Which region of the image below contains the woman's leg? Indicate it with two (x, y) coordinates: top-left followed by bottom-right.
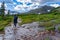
(14, 23), (17, 27)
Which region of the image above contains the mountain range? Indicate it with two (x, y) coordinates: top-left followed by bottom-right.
(26, 5), (55, 14)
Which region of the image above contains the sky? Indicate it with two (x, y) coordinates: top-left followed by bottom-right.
(0, 0), (60, 13)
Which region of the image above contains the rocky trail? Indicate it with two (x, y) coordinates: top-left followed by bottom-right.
(0, 19), (60, 40)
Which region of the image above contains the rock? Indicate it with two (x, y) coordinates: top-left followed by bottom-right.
(4, 27), (14, 36)
(0, 34), (4, 40)
(4, 35), (15, 40)
(21, 22), (39, 28)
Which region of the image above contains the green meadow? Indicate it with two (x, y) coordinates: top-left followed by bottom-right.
(0, 13), (60, 31)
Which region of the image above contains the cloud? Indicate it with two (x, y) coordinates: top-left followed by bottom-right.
(14, 5), (27, 12)
(5, 10), (8, 14)
(0, 0), (60, 13)
(5, 4), (7, 8)
(14, 0), (40, 12)
(13, 2), (17, 5)
(0, 0), (13, 3)
(32, 0), (60, 4)
(15, 0), (60, 11)
(0, 3), (2, 7)
(0, 2), (7, 8)
(14, 2), (39, 12)
(14, 5), (21, 10)
(16, 0), (32, 3)
(50, 4), (60, 8)
(14, 3), (28, 10)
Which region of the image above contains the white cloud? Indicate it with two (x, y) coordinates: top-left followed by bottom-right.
(14, 0), (40, 12)
(13, 2), (17, 5)
(0, 0), (13, 3)
(0, 3), (7, 8)
(14, 3), (39, 12)
(32, 0), (42, 3)
(14, 5), (21, 10)
(0, 0), (60, 13)
(50, 4), (60, 8)
(5, 4), (7, 8)
(13, 0), (60, 13)
(14, 4), (27, 10)
(5, 10), (8, 14)
(16, 0), (32, 3)
(0, 3), (2, 7)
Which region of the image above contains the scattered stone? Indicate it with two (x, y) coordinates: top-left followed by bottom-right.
(0, 34), (4, 40)
(0, 22), (60, 40)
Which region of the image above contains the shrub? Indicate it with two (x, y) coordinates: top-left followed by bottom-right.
(0, 27), (4, 31)
(39, 22), (54, 27)
(45, 27), (55, 31)
(58, 27), (60, 31)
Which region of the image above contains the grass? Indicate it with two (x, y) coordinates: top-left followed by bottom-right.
(19, 13), (60, 27)
(0, 13), (60, 31)
(18, 14), (40, 24)
(45, 27), (55, 31)
(58, 26), (60, 31)
(45, 37), (50, 40)
(0, 15), (13, 31)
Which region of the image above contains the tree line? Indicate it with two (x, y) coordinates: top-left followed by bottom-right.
(0, 2), (10, 18)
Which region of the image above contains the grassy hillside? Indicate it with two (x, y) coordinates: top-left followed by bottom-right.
(0, 14), (59, 30)
(19, 13), (60, 27)
(0, 16), (13, 31)
(0, 13), (60, 30)
(0, 7), (60, 31)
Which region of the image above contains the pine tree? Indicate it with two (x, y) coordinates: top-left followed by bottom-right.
(1, 2), (5, 17)
(8, 10), (10, 16)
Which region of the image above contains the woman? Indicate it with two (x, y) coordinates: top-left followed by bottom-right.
(14, 15), (18, 27)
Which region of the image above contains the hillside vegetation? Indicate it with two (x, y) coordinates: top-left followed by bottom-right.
(0, 16), (13, 31)
(0, 7), (60, 31)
